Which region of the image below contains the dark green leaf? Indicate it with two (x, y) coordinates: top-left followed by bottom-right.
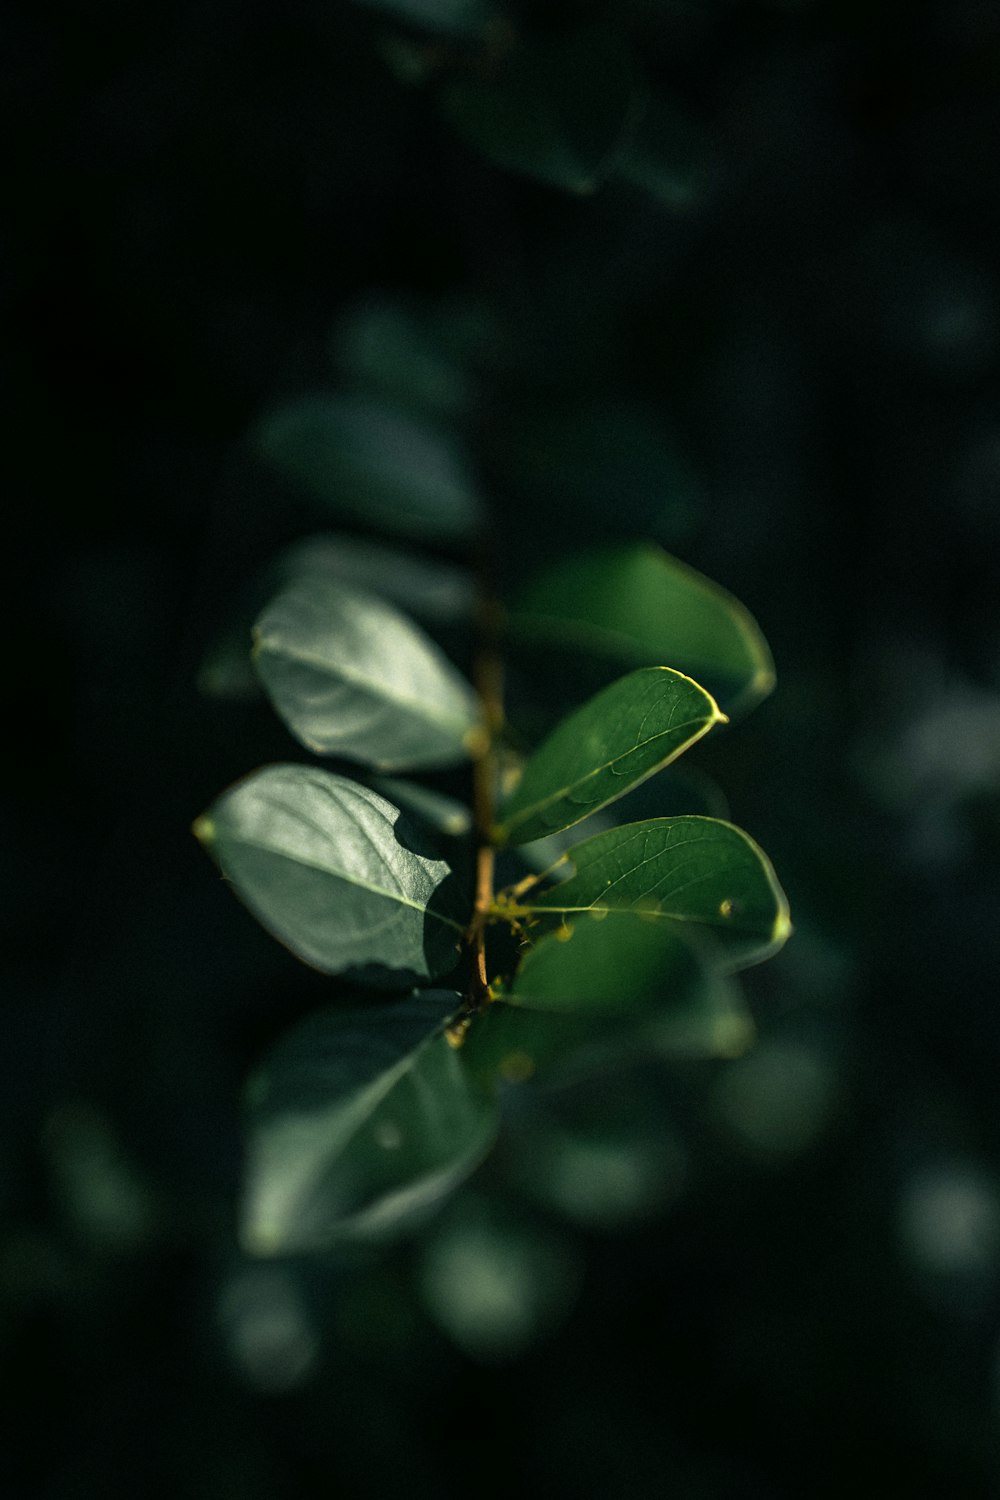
(511, 543), (775, 718)
(254, 393), (481, 540)
(495, 667), (724, 846)
(522, 816), (791, 971)
(253, 576), (481, 771)
(613, 93), (714, 212)
(333, 296), (472, 418)
(241, 994), (497, 1253)
(440, 26), (639, 195)
(194, 766), (466, 983)
(509, 910), (717, 1017)
(355, 0), (493, 37)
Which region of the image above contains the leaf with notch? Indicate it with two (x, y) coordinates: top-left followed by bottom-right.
(522, 816), (790, 971)
(495, 667), (725, 846)
(194, 766), (467, 984)
(511, 544), (775, 718)
(253, 576), (482, 771)
(242, 992), (497, 1254)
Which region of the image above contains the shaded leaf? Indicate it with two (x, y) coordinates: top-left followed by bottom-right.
(333, 296), (472, 418)
(275, 533), (475, 624)
(613, 93), (714, 212)
(194, 766), (466, 983)
(355, 0), (494, 37)
(440, 25), (639, 195)
(369, 777), (473, 838)
(255, 393), (480, 540)
(495, 667), (725, 846)
(509, 910), (721, 1017)
(242, 993), (497, 1253)
(522, 816), (791, 971)
(253, 576), (481, 771)
(511, 543), (775, 717)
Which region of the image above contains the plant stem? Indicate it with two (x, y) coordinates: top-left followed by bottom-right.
(465, 595), (504, 1010)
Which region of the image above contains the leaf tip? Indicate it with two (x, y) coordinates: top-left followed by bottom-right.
(192, 815), (215, 846)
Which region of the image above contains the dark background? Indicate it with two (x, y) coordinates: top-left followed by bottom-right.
(5, 1), (1000, 1495)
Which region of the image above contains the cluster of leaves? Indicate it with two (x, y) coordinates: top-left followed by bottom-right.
(195, 511), (789, 1255)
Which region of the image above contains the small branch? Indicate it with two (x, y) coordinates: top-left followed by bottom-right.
(464, 590), (504, 1011)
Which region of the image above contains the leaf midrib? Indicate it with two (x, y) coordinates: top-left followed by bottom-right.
(230, 831), (465, 933)
(501, 709), (714, 835)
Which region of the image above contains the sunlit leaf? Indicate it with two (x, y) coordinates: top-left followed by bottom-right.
(440, 25), (639, 195)
(241, 993), (497, 1253)
(495, 667), (725, 846)
(522, 816), (791, 971)
(255, 393), (481, 540)
(253, 576), (481, 771)
(194, 766), (467, 983)
(511, 543), (775, 717)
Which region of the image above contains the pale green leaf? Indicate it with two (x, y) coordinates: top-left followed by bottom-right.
(495, 667), (725, 846)
(242, 993), (497, 1253)
(253, 576), (481, 772)
(194, 766), (466, 983)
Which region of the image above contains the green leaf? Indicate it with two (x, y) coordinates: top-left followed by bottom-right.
(613, 93), (714, 213)
(241, 993), (498, 1253)
(355, 0), (493, 37)
(495, 667), (725, 846)
(254, 393), (481, 541)
(522, 816), (791, 971)
(274, 533), (475, 624)
(511, 543), (775, 718)
(333, 296), (472, 419)
(509, 910), (717, 1017)
(369, 777), (473, 838)
(253, 576), (481, 771)
(194, 766), (467, 983)
(440, 25), (639, 195)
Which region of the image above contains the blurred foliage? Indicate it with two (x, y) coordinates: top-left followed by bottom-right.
(6, 0), (1000, 1495)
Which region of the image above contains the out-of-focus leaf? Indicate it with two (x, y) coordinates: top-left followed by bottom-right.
(333, 297), (472, 418)
(274, 533), (475, 623)
(194, 767), (466, 983)
(354, 0), (494, 37)
(418, 1194), (582, 1361)
(440, 25), (639, 195)
(510, 543), (775, 717)
(495, 667), (725, 846)
(254, 393), (481, 540)
(502, 1076), (688, 1229)
(613, 93), (714, 212)
(500, 401), (698, 539)
(522, 816), (791, 971)
(241, 994), (497, 1254)
(369, 777), (473, 838)
(253, 577), (481, 771)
